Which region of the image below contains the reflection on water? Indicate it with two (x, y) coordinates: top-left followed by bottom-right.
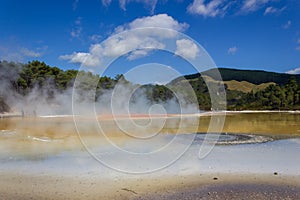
(193, 133), (273, 145)
(198, 113), (300, 136)
(0, 113), (299, 160)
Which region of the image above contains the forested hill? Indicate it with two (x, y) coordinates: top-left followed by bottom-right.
(181, 68), (300, 85)
(0, 60), (300, 112)
(169, 68), (300, 110)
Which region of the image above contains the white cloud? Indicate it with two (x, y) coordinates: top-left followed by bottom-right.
(175, 39), (199, 59)
(187, 0), (226, 17)
(264, 6), (286, 15)
(283, 20), (291, 29)
(127, 49), (150, 61)
(240, 0), (270, 13)
(187, 0), (285, 17)
(114, 14), (188, 39)
(115, 14), (188, 34)
(228, 46), (238, 55)
(286, 68), (300, 74)
(61, 14), (188, 67)
(101, 34), (165, 58)
(101, 14), (183, 58)
(126, 14), (188, 31)
(60, 44), (102, 67)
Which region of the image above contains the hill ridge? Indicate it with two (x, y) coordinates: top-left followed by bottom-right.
(180, 68), (300, 85)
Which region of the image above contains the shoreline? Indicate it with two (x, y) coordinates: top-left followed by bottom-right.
(0, 112), (22, 118)
(1, 109), (300, 120)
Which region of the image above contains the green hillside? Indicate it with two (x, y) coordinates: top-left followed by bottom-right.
(200, 75), (275, 93)
(183, 68), (300, 85)
(1, 61), (300, 112)
(166, 68), (300, 110)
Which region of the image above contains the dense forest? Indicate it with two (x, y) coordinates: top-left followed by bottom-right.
(171, 70), (300, 110)
(0, 60), (300, 113)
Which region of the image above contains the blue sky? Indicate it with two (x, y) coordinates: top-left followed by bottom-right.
(1, 0), (300, 83)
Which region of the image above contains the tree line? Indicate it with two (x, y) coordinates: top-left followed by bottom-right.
(0, 60), (300, 112)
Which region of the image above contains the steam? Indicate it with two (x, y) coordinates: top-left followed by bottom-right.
(0, 61), (198, 117)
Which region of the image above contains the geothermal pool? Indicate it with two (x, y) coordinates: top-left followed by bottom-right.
(0, 112), (300, 199)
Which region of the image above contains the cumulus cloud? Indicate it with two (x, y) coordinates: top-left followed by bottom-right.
(125, 14), (188, 31)
(228, 46), (238, 55)
(100, 33), (165, 58)
(187, 0), (226, 17)
(175, 39), (199, 59)
(286, 68), (300, 74)
(60, 44), (102, 67)
(60, 14), (188, 67)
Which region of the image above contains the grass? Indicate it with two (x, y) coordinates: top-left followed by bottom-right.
(224, 80), (275, 93)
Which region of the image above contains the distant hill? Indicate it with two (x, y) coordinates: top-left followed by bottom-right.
(182, 68), (300, 85)
(223, 80), (275, 93)
(168, 67), (300, 110)
(200, 75), (275, 93)
(0, 61), (299, 112)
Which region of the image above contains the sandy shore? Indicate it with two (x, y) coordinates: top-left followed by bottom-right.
(0, 172), (299, 200)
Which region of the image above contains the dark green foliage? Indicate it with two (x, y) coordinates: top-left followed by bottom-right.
(0, 60), (120, 109)
(170, 69), (300, 110)
(152, 85), (175, 102)
(184, 68), (300, 85)
(168, 75), (211, 110)
(236, 78), (300, 110)
(1, 60), (300, 112)
(16, 60), (78, 92)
